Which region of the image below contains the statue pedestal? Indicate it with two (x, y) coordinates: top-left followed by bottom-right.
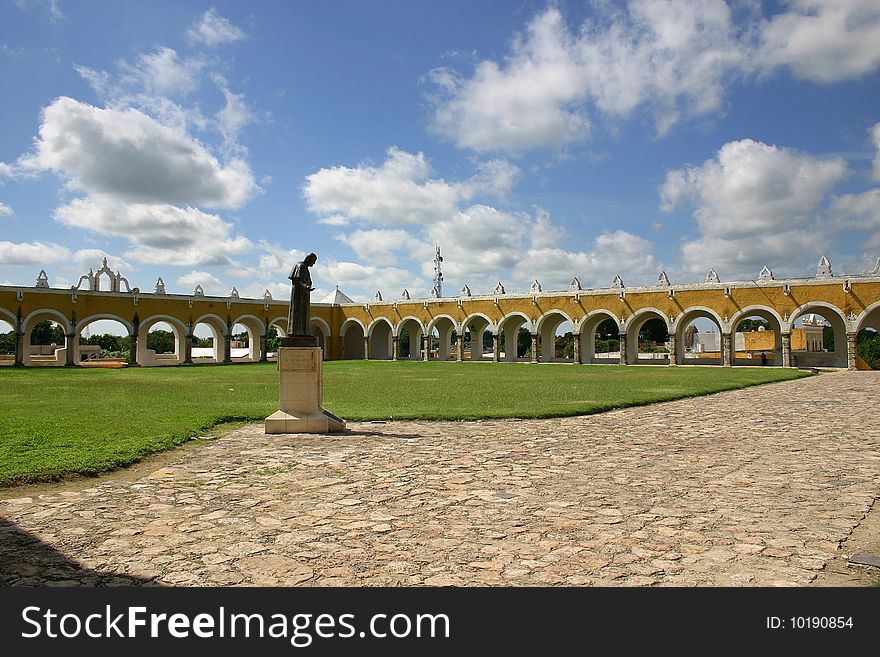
(264, 347), (346, 434)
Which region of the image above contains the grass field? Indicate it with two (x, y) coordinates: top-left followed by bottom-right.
(0, 361), (811, 485)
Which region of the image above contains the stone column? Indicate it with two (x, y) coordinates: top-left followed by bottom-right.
(530, 334), (539, 363)
(422, 335), (429, 361)
(392, 336), (400, 360)
(781, 332), (791, 368)
(456, 333), (464, 361)
(721, 332), (732, 367)
(65, 331), (76, 366)
(184, 333), (194, 365)
(259, 334), (269, 362)
(573, 333), (581, 364)
(492, 333), (500, 362)
(363, 336), (370, 360)
(128, 326), (139, 366)
(667, 330), (677, 366)
(223, 334), (232, 363)
(14, 323), (24, 367)
(618, 333), (627, 365)
(846, 332), (858, 370)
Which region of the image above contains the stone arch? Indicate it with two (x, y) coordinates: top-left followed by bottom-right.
(578, 309), (621, 364)
(787, 302), (848, 368)
(192, 313), (228, 363)
(729, 305), (784, 367)
(497, 311), (532, 362)
(232, 314), (267, 362)
(673, 306), (725, 366)
(856, 300), (880, 333)
(340, 318), (365, 359)
(269, 316), (289, 337)
(535, 309), (575, 362)
(396, 316), (425, 360)
(0, 306), (16, 326)
(75, 313), (133, 364)
(427, 314), (457, 361)
(461, 312), (494, 361)
(0, 308), (13, 363)
(309, 317), (330, 357)
(625, 308), (670, 365)
(138, 314), (187, 366)
(367, 317), (393, 360)
(22, 308), (72, 366)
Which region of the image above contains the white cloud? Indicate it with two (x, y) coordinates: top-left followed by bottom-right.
(757, 0), (880, 82)
(14, 0), (63, 23)
(215, 82), (255, 149)
(0, 202), (13, 217)
(304, 147), (517, 226)
(829, 188), (880, 249)
(428, 3), (744, 151)
(316, 214), (350, 226)
(55, 196), (252, 266)
(20, 97), (257, 208)
(119, 47), (204, 97)
(661, 138), (848, 277)
(428, 2), (880, 152)
(318, 259), (427, 302)
(873, 122), (880, 182)
(70, 249), (132, 274)
(187, 8), (247, 47)
(0, 240), (70, 266)
(255, 241), (306, 277)
(335, 228), (430, 266)
(177, 270), (226, 295)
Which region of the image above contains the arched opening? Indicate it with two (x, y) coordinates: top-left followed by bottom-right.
(23, 311), (71, 366)
(427, 316), (456, 361)
(340, 319), (365, 360)
(537, 311), (574, 363)
(789, 306), (847, 368)
(77, 317), (130, 365)
(309, 318), (329, 358)
(0, 316), (15, 365)
(137, 317), (184, 366)
(730, 309), (782, 366)
(857, 305), (880, 369)
(397, 318), (424, 360)
(675, 310), (723, 365)
(497, 314), (530, 362)
(192, 315), (226, 363)
(626, 312), (669, 365)
(461, 315), (492, 361)
(580, 314), (620, 364)
(368, 319), (393, 360)
(267, 318), (288, 360)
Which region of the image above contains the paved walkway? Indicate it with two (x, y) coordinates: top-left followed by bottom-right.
(2, 371), (879, 586)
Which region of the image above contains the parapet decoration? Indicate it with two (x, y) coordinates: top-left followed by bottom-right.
(374, 291), (383, 301)
(35, 269), (49, 288)
(568, 277), (581, 291)
(400, 289), (410, 300)
(193, 284), (204, 297)
(73, 258), (132, 293)
(816, 256), (832, 278)
(705, 269), (720, 283)
(460, 285), (471, 297)
(494, 282), (505, 295)
(155, 277), (166, 294)
(758, 266), (774, 282)
(656, 271), (670, 286)
(869, 258), (880, 276)
(229, 287), (240, 299)
(530, 280), (542, 293)
(611, 275), (625, 289)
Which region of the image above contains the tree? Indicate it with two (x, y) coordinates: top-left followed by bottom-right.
(146, 329), (175, 354)
(30, 320), (64, 345)
(738, 318), (769, 332)
(857, 330), (880, 369)
(266, 325), (281, 352)
(823, 326), (834, 352)
(0, 331), (14, 354)
(639, 318), (668, 344)
(192, 335), (213, 348)
(517, 327), (531, 358)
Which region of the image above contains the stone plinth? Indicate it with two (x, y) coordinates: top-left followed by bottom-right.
(264, 347), (346, 434)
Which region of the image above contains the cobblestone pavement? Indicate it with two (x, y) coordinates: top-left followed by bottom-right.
(2, 371), (878, 587)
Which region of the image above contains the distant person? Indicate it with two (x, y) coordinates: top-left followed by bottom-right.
(761, 351), (767, 366)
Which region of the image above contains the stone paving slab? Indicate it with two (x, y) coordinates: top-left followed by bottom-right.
(2, 371), (878, 587)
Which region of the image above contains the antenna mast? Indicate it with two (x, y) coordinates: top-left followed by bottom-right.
(432, 244), (443, 297)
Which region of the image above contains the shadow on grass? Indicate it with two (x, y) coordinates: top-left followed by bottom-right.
(0, 517), (158, 587)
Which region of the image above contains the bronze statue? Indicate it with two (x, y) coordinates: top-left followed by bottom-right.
(288, 252), (317, 337)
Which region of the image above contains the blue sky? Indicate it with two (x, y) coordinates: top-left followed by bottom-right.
(2, 0), (880, 315)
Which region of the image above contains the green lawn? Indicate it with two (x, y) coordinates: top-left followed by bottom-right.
(0, 361), (811, 485)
